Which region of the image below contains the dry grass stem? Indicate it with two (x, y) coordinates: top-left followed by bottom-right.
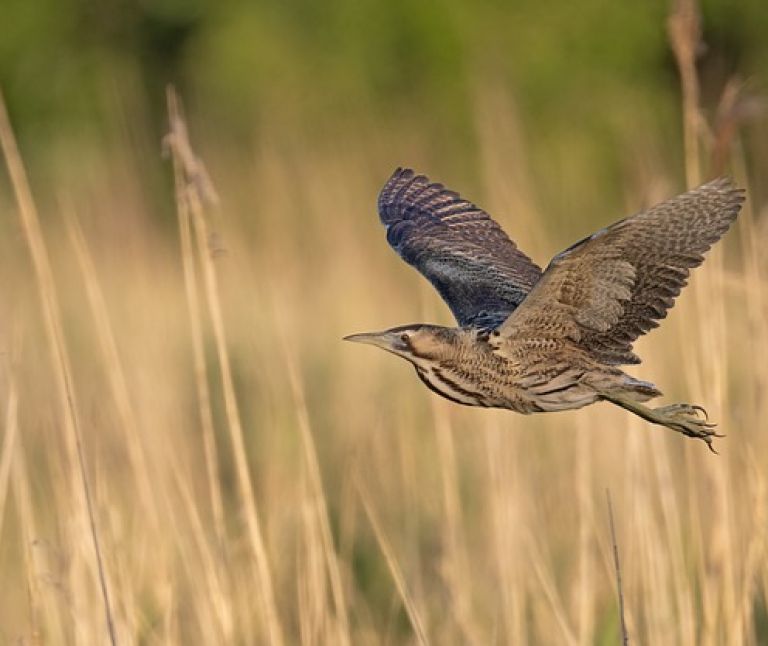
(0, 92), (117, 645)
(606, 490), (629, 646)
(167, 96), (227, 552)
(165, 87), (284, 645)
(668, 0), (703, 187)
(357, 477), (431, 646)
(65, 207), (163, 533)
(280, 325), (352, 646)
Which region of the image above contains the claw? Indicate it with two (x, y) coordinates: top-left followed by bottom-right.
(691, 404), (709, 421)
(653, 403), (722, 452)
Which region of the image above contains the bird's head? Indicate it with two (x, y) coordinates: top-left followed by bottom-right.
(344, 324), (458, 364)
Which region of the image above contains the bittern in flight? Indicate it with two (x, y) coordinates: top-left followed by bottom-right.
(346, 168), (744, 452)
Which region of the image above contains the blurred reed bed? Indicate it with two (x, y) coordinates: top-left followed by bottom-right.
(0, 49), (767, 646)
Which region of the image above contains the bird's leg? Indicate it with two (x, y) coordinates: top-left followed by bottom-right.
(602, 394), (722, 453)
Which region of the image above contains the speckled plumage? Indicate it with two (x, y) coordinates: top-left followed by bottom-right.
(347, 168), (745, 450)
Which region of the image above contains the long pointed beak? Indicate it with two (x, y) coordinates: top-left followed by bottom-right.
(343, 331), (394, 350)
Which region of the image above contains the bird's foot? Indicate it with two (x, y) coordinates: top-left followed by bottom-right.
(652, 403), (722, 453)
(602, 393), (724, 453)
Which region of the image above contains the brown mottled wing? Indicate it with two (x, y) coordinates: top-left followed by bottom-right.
(497, 178), (745, 364)
(379, 168), (542, 328)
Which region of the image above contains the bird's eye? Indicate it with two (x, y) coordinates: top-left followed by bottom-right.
(400, 333), (409, 344)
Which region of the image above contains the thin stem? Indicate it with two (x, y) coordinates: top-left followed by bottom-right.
(165, 86), (284, 646)
(668, 0), (702, 187)
(0, 92), (117, 645)
(606, 489), (629, 646)
(357, 476), (430, 646)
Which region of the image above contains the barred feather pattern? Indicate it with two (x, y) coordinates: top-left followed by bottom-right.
(497, 177), (745, 365)
(378, 168), (542, 329)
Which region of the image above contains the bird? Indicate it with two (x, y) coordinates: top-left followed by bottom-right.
(345, 168), (745, 452)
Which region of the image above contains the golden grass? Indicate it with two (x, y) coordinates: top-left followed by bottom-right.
(0, 42), (767, 646)
(0, 92), (116, 644)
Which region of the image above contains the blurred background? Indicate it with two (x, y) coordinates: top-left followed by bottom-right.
(1, 0), (767, 644)
(4, 0), (768, 202)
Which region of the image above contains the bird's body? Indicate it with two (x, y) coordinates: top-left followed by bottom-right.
(346, 168), (745, 451)
(360, 324), (657, 413)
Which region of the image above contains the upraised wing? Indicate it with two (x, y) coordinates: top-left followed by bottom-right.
(378, 168), (542, 328)
(496, 177), (745, 364)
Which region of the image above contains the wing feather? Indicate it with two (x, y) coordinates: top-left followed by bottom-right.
(379, 168), (542, 328)
(497, 177), (745, 364)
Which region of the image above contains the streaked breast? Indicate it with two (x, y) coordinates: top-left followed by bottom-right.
(414, 365), (488, 407)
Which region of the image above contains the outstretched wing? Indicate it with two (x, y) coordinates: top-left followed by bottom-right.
(497, 177), (745, 364)
(378, 168), (542, 328)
